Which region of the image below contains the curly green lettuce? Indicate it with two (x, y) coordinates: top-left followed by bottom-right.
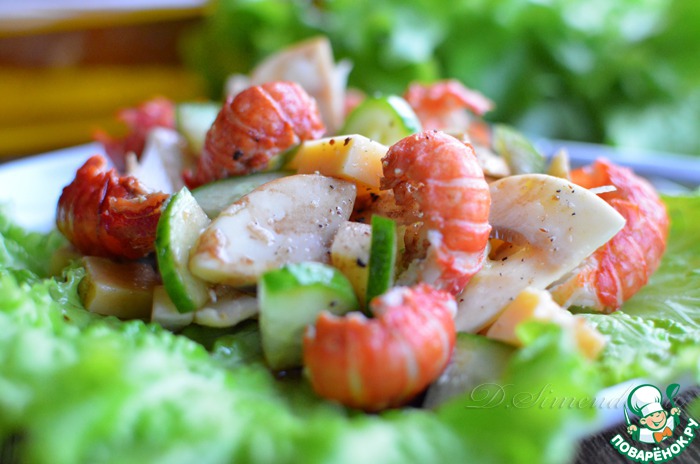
(0, 209), (66, 278)
(583, 193), (700, 385)
(3, 190), (700, 463)
(0, 207), (600, 464)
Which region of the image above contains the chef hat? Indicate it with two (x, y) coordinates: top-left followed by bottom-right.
(628, 385), (664, 417)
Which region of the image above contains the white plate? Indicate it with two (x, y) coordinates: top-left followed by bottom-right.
(536, 139), (700, 193)
(3, 139), (699, 234)
(0, 143), (102, 232)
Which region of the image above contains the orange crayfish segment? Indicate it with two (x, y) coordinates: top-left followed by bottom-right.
(552, 158), (669, 312)
(381, 130), (491, 295)
(303, 283), (456, 412)
(56, 155), (169, 260)
(403, 79), (494, 131)
(184, 81), (326, 188)
(94, 97), (175, 172)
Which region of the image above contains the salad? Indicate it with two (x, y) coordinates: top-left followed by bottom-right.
(1, 37), (700, 464)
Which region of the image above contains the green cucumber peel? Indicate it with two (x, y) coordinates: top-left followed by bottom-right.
(492, 124), (546, 175)
(192, 171), (292, 218)
(258, 262), (359, 370)
(366, 215), (398, 307)
(155, 187), (211, 313)
(341, 95), (422, 145)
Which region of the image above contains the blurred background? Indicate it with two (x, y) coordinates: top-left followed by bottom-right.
(0, 0), (207, 159)
(1, 0), (699, 160)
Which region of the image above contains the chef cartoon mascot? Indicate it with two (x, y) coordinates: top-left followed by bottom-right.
(626, 384), (680, 444)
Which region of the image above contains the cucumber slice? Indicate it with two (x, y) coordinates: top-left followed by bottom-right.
(423, 333), (515, 409)
(155, 187), (211, 313)
(366, 215), (397, 305)
(492, 124), (546, 175)
(192, 171), (291, 219)
(258, 262), (359, 370)
(341, 95), (422, 145)
(175, 101), (220, 155)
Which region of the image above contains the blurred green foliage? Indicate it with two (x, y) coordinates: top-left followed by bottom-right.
(181, 0), (700, 155)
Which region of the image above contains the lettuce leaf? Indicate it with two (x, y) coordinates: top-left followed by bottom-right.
(583, 193), (700, 385)
(2, 269), (598, 464)
(0, 211), (599, 463)
(3, 192), (700, 463)
(0, 207), (66, 278)
(437, 323), (601, 464)
(584, 312), (699, 386)
(617, 194), (700, 328)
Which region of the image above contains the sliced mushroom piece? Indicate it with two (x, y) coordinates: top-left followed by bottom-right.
(454, 174), (625, 333)
(79, 256), (161, 320)
(194, 286), (258, 328)
(189, 174), (356, 286)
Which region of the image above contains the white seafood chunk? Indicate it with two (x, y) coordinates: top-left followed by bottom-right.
(189, 174), (356, 286)
(455, 174), (625, 332)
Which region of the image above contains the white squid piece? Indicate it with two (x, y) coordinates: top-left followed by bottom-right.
(455, 174), (625, 333)
(189, 174), (356, 287)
